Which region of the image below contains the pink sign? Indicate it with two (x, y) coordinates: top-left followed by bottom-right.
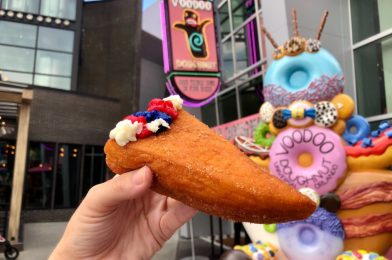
(174, 76), (219, 100)
(213, 114), (260, 141)
(167, 0), (218, 72)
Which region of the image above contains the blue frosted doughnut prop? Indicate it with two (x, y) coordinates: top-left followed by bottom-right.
(343, 115), (371, 145)
(277, 208), (344, 260)
(263, 48), (344, 107)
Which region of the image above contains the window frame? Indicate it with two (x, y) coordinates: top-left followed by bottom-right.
(203, 0), (266, 126)
(349, 1), (392, 123)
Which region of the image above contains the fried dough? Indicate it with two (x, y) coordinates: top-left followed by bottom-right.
(104, 110), (316, 223)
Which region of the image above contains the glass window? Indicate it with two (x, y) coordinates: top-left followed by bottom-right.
(2, 71), (33, 85)
(221, 39), (234, 81)
(219, 2), (230, 39)
(218, 89), (238, 123)
(54, 144), (82, 208)
(2, 0), (39, 14)
(201, 99), (218, 127)
(231, 0), (246, 28)
(350, 0), (392, 43)
(40, 0), (77, 20)
(25, 142), (55, 209)
(0, 21), (37, 48)
(354, 36), (392, 117)
(82, 146), (106, 198)
(0, 45), (35, 72)
(34, 75), (71, 90)
(35, 50), (72, 76)
(234, 27), (248, 73)
(239, 80), (262, 117)
(38, 27), (74, 53)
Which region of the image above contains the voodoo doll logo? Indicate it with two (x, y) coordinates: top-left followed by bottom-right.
(174, 10), (211, 58)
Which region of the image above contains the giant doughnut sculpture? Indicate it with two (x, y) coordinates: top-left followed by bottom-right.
(236, 9), (392, 260)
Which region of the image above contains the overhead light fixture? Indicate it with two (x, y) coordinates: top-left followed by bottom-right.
(7, 11), (14, 17)
(0, 10), (5, 16)
(16, 12), (23, 19)
(26, 14), (33, 20)
(45, 17), (52, 23)
(63, 20), (70, 26)
(55, 18), (61, 24)
(37, 16), (44, 22)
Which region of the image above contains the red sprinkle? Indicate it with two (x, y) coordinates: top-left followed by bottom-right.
(123, 115), (152, 138)
(124, 115), (147, 124)
(137, 128), (153, 138)
(147, 99), (178, 119)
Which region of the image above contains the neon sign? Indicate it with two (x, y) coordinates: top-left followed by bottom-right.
(161, 0), (220, 107)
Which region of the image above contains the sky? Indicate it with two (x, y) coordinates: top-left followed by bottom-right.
(143, 0), (159, 11)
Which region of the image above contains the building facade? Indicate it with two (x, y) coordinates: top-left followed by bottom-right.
(0, 0), (142, 245)
(204, 0), (392, 130)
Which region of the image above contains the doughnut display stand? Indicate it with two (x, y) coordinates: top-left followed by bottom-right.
(229, 9), (391, 260)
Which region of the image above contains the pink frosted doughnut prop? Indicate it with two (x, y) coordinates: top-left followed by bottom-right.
(269, 126), (346, 194)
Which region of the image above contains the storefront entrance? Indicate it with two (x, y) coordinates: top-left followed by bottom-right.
(0, 140), (16, 236)
(0, 84), (32, 244)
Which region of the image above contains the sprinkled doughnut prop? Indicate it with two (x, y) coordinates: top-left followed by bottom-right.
(277, 208), (345, 260)
(261, 11), (344, 107)
(345, 122), (392, 170)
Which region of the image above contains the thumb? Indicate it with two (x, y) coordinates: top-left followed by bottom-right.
(84, 166), (153, 210)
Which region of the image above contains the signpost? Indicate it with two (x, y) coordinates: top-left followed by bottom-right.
(161, 0), (220, 107)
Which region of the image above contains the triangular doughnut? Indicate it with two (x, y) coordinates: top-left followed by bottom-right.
(104, 110), (316, 223)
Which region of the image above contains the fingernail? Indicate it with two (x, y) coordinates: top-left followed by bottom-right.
(132, 168), (146, 185)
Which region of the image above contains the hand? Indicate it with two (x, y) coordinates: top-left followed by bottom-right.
(49, 167), (197, 259)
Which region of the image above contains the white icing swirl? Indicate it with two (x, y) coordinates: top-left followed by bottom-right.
(146, 118), (170, 133)
(163, 95), (183, 110)
(109, 120), (143, 146)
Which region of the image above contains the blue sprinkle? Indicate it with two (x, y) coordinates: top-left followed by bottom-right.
(371, 130), (381, 137)
(386, 131), (392, 138)
(346, 138), (358, 146)
(133, 110), (172, 133)
(361, 138), (373, 148)
(133, 110), (172, 124)
(368, 253), (379, 260)
(257, 253), (264, 260)
(379, 121), (390, 131)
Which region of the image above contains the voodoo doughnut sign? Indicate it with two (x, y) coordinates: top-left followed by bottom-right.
(161, 0), (221, 107)
(269, 126), (347, 195)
